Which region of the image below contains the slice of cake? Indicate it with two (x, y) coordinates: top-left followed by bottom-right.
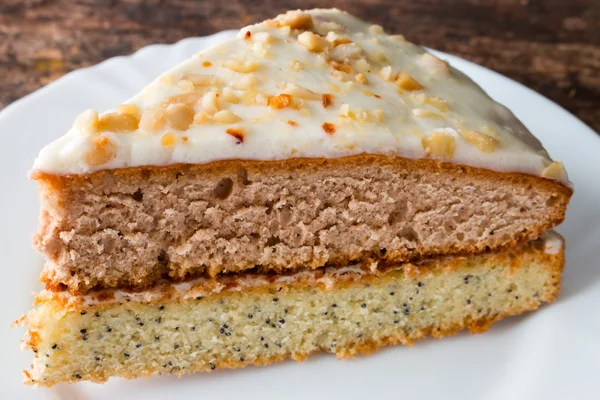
(18, 232), (564, 386)
(20, 8), (572, 387)
(30, 9), (571, 294)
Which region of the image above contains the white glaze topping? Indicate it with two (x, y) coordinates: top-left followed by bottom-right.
(32, 9), (569, 185)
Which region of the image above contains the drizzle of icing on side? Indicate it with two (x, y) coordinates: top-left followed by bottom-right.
(31, 9), (570, 186)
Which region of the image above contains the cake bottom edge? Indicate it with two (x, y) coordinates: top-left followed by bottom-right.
(18, 234), (564, 387)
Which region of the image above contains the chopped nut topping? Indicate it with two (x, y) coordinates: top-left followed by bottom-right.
(139, 106), (166, 133)
(541, 161), (567, 180)
(289, 60), (303, 72)
(354, 109), (372, 123)
(412, 108), (443, 119)
(414, 93), (449, 112)
(396, 72), (423, 91)
(370, 108), (384, 122)
(161, 132), (176, 147)
(322, 122), (336, 135)
(202, 91), (220, 114)
(277, 10), (314, 30)
(363, 89), (380, 98)
(232, 75), (257, 90)
(73, 109), (99, 135)
(322, 93), (333, 108)
(315, 20), (345, 35)
(97, 112), (139, 133)
(332, 37), (352, 47)
(185, 74), (220, 87)
(239, 90), (257, 106)
(177, 79), (194, 91)
(331, 69), (350, 82)
(355, 73), (368, 84)
(284, 83), (320, 100)
(339, 103), (351, 118)
(330, 43), (363, 62)
(202, 61), (212, 67)
(224, 59), (260, 73)
(213, 110), (242, 124)
(287, 120), (298, 127)
(379, 66), (394, 81)
(222, 88), (240, 104)
(420, 53), (450, 76)
(329, 61), (352, 74)
(164, 103), (195, 130)
(269, 94), (293, 109)
(298, 31), (331, 53)
(253, 32), (273, 44)
(366, 49), (387, 63)
(422, 133), (455, 158)
(327, 83), (342, 93)
(84, 136), (116, 166)
(355, 59), (371, 73)
(226, 127), (246, 143)
(193, 111), (211, 125)
(277, 25), (291, 36)
(117, 104), (141, 117)
(160, 92), (203, 108)
(254, 93), (270, 106)
(339, 104), (382, 124)
(458, 129), (499, 153)
(369, 24), (384, 34)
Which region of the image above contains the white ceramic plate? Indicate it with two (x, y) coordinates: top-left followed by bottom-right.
(1, 31), (599, 400)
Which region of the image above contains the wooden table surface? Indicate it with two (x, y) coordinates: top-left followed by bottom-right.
(1, 0), (598, 133)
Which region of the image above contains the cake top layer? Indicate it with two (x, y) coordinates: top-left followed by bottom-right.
(32, 9), (568, 185)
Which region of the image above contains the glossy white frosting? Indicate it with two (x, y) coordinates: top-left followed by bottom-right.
(32, 9), (569, 185)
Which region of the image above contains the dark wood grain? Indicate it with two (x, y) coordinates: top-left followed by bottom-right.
(0, 0), (598, 133)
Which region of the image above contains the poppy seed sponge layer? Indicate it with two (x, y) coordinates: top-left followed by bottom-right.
(18, 232), (564, 386)
(34, 155), (570, 294)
